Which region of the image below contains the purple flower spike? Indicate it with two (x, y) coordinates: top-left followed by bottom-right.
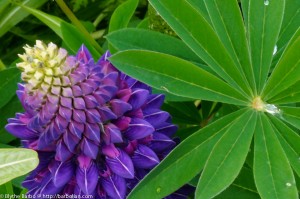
(5, 41), (180, 198)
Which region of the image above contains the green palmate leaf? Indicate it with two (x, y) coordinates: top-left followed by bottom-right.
(0, 148), (39, 185)
(186, 0), (211, 24)
(196, 110), (256, 198)
(108, 0), (139, 53)
(149, 0), (252, 96)
(0, 0), (10, 15)
(277, 0), (300, 51)
(127, 109), (248, 199)
(262, 33), (300, 101)
(0, 68), (20, 109)
(268, 115), (300, 177)
(215, 167), (259, 199)
(247, 0), (285, 93)
(277, 106), (300, 129)
(254, 114), (297, 199)
(60, 21), (100, 59)
(19, 4), (64, 38)
(109, 50), (249, 105)
(0, 0), (47, 38)
(204, 0), (255, 93)
(240, 0), (249, 28)
(106, 28), (204, 65)
(267, 81), (300, 104)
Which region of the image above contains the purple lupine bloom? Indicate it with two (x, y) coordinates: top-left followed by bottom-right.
(5, 41), (181, 198)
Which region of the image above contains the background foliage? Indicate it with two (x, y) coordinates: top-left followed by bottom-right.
(0, 0), (300, 199)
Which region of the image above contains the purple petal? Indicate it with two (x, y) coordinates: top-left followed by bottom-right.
(59, 106), (72, 122)
(102, 144), (120, 158)
(114, 117), (131, 131)
(156, 122), (178, 137)
(128, 89), (149, 110)
(74, 97), (86, 109)
(77, 45), (93, 63)
(56, 140), (73, 161)
(73, 109), (86, 123)
(146, 94), (165, 109)
(55, 115), (69, 131)
(61, 76), (71, 86)
(98, 106), (117, 122)
(149, 132), (176, 153)
(76, 161), (98, 194)
(5, 123), (38, 139)
(70, 72), (86, 85)
(84, 95), (99, 108)
(63, 130), (80, 152)
(62, 87), (73, 97)
(84, 123), (100, 143)
(103, 123), (123, 144)
(143, 109), (170, 127)
(68, 121), (84, 138)
(80, 138), (99, 159)
(101, 174), (126, 199)
(106, 149), (134, 179)
(132, 144), (160, 169)
(86, 109), (101, 123)
(51, 86), (61, 95)
(124, 118), (154, 140)
(60, 97), (72, 108)
(47, 94), (59, 104)
(72, 85), (83, 97)
(116, 89), (131, 102)
(80, 82), (94, 95)
(49, 160), (75, 188)
(99, 51), (111, 62)
(110, 99), (132, 117)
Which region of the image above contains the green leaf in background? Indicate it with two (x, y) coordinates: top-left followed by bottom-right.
(254, 114), (297, 199)
(196, 110), (256, 198)
(19, 4), (64, 38)
(247, 0), (285, 93)
(263, 35), (300, 101)
(204, 0), (255, 93)
(0, 95), (23, 144)
(127, 109), (248, 199)
(0, 0), (10, 16)
(110, 50), (249, 105)
(186, 0), (211, 25)
(0, 0), (47, 38)
(269, 115), (300, 177)
(149, 0), (252, 96)
(0, 68), (20, 109)
(60, 21), (100, 58)
(0, 181), (14, 195)
(0, 148), (39, 185)
(106, 28), (204, 65)
(108, 0), (139, 53)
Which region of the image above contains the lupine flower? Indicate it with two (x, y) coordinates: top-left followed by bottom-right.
(5, 41), (182, 198)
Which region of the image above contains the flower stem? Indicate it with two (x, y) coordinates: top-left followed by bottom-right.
(55, 0), (104, 54)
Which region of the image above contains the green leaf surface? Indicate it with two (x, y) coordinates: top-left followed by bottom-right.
(60, 21), (100, 59)
(196, 110), (256, 198)
(0, 0), (47, 38)
(19, 4), (63, 38)
(152, 87), (193, 102)
(248, 0), (285, 93)
(263, 34), (300, 100)
(0, 148), (38, 185)
(128, 109), (247, 199)
(277, 0), (300, 51)
(278, 106), (300, 129)
(240, 0), (249, 28)
(269, 115), (300, 177)
(0, 0), (10, 15)
(186, 0), (211, 24)
(204, 0), (255, 93)
(267, 81), (300, 104)
(149, 0), (252, 96)
(0, 95), (23, 144)
(110, 50), (249, 105)
(106, 28), (204, 65)
(108, 0), (139, 53)
(0, 68), (20, 109)
(254, 114), (297, 199)
(0, 181), (14, 195)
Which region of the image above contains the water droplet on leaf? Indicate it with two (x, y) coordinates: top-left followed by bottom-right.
(273, 45), (277, 55)
(264, 104), (281, 115)
(264, 0), (269, 5)
(286, 182), (292, 187)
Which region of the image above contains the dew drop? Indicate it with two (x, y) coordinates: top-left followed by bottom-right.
(286, 182), (292, 187)
(273, 45), (277, 55)
(156, 187), (161, 193)
(264, 0), (269, 5)
(264, 104), (281, 115)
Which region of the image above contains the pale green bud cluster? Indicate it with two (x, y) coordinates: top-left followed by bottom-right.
(16, 40), (69, 90)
